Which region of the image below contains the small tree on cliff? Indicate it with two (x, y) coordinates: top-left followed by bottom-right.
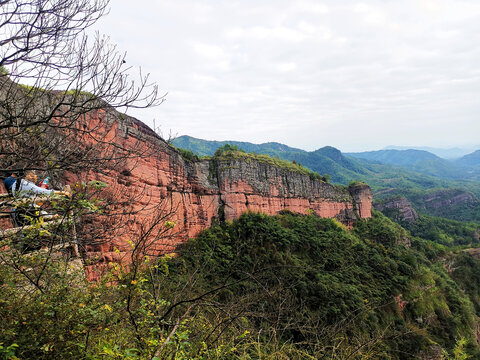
(213, 144), (245, 157)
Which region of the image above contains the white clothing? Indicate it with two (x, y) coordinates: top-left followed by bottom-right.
(12, 179), (55, 197)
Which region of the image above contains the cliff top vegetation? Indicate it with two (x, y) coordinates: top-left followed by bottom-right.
(176, 143), (332, 182)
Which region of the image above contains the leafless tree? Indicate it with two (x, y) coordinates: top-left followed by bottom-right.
(0, 0), (164, 175)
(0, 0), (174, 285)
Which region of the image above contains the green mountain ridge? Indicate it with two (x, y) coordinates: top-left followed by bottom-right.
(457, 150), (480, 168)
(349, 149), (441, 164)
(172, 135), (480, 193)
(384, 145), (479, 159)
(347, 149), (480, 180)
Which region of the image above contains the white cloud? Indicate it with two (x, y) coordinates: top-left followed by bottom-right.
(353, 2), (391, 28)
(191, 42), (231, 71)
(420, 0), (443, 13)
(277, 63), (297, 72)
(92, 0), (480, 151)
(298, 21), (316, 34)
(295, 1), (329, 14)
(192, 43), (225, 59)
(226, 26), (306, 42)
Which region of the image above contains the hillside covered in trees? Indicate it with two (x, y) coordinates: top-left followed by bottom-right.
(3, 211), (480, 359)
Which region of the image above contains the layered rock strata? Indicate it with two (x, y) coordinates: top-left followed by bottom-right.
(420, 189), (478, 210)
(374, 197), (419, 224)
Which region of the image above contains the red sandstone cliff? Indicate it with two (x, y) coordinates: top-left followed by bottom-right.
(65, 109), (373, 268)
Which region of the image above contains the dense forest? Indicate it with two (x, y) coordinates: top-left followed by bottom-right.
(2, 211), (480, 359)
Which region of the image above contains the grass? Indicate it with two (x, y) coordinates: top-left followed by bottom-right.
(16, 82), (94, 99)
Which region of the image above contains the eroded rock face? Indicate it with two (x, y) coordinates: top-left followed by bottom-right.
(375, 197), (419, 224)
(74, 110), (373, 270)
(348, 183), (373, 219)
(214, 159), (372, 225)
(420, 189), (477, 209)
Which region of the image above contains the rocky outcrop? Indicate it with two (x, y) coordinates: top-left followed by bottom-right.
(375, 197), (418, 224)
(409, 189), (480, 221)
(420, 189), (477, 209)
(212, 157), (372, 224)
(348, 183), (373, 219)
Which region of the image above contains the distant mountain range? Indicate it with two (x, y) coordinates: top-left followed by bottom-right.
(172, 135), (480, 222)
(383, 145), (479, 159)
(457, 150), (480, 167)
(347, 149), (480, 181)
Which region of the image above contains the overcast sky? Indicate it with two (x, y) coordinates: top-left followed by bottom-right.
(93, 0), (480, 152)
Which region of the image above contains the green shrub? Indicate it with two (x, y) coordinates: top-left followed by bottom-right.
(177, 147), (199, 162)
(213, 143), (245, 157)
